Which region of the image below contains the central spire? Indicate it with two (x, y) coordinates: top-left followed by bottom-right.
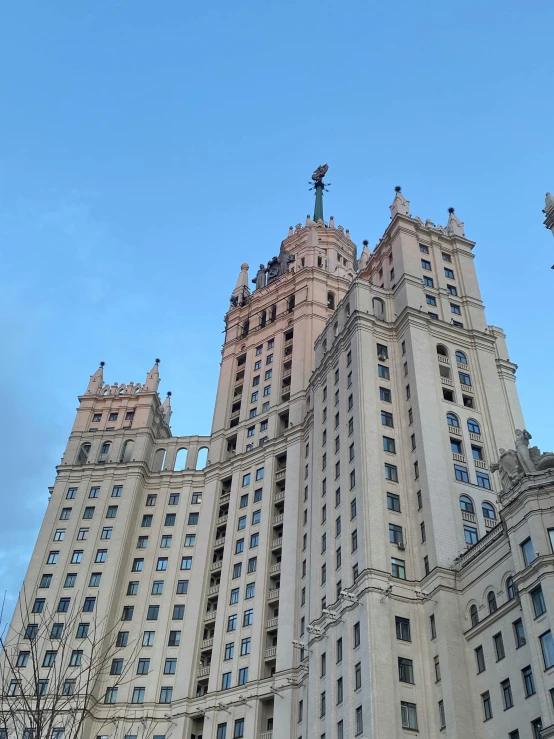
(311, 164), (330, 223)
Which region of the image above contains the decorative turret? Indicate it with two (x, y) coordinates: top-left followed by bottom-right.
(446, 207), (465, 237)
(85, 361), (105, 395)
(358, 240), (371, 271)
(144, 359), (161, 392)
(389, 186), (410, 218)
(162, 391), (172, 425)
(230, 263), (250, 307)
(311, 164), (330, 223)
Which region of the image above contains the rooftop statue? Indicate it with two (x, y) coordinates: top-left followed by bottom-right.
(312, 164), (329, 183)
(252, 264), (267, 290)
(491, 428), (554, 496)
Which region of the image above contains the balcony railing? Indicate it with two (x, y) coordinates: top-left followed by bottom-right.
(469, 432), (482, 442)
(201, 638), (213, 650)
(207, 584), (220, 596)
(275, 469), (286, 482)
(268, 588), (280, 602)
(441, 377), (454, 387)
(474, 459), (487, 469)
(272, 537), (282, 549)
(457, 362), (469, 371)
(274, 490), (285, 503)
(265, 647), (277, 659)
(449, 425), (462, 436)
(260, 732), (273, 739)
(211, 560), (223, 571)
(270, 563), (281, 574)
(484, 517), (497, 529)
(204, 610), (217, 623)
(198, 665), (211, 678)
(217, 514), (228, 525)
(460, 384), (473, 393)
(220, 492), (230, 504)
(214, 537), (225, 548)
(452, 453), (466, 463)
(437, 355), (450, 364)
(267, 617), (279, 629)
(273, 513), (284, 525)
(230, 409), (240, 420)
(461, 511), (476, 523)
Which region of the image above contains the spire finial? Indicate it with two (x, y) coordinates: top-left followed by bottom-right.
(167, 391), (172, 397)
(155, 358), (160, 365)
(448, 207), (455, 214)
(310, 164), (330, 223)
(100, 361), (105, 367)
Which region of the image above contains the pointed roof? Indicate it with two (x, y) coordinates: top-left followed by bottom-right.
(390, 186), (410, 218)
(358, 240), (371, 271)
(85, 362), (105, 395)
(144, 359), (161, 392)
(446, 207), (465, 237)
(162, 391), (172, 425)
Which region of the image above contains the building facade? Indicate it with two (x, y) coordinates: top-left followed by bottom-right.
(3, 180), (554, 739)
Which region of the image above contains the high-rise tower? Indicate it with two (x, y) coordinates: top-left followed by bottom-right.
(2, 172), (554, 739)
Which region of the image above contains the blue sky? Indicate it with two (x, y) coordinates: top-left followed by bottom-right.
(1, 0), (553, 625)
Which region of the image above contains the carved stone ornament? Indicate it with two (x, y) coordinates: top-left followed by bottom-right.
(491, 429), (554, 495)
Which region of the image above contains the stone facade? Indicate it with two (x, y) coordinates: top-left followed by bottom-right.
(2, 189), (554, 739)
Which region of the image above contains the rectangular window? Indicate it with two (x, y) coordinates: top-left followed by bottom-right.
(95, 549), (107, 563)
(501, 679), (513, 709)
(184, 534), (196, 546)
(475, 645), (485, 673)
(455, 464), (470, 482)
(398, 657), (414, 684)
(380, 387), (391, 403)
(423, 275), (434, 287)
(522, 538), (537, 567)
(540, 630), (554, 669)
(82, 597), (96, 612)
(383, 436), (396, 453)
(522, 665), (536, 697)
(233, 719), (244, 739)
(391, 558), (406, 579)
(513, 618), (526, 647)
(401, 702), (418, 731)
(89, 487), (100, 499)
(384, 463), (398, 482)
(395, 617), (411, 641)
(482, 691), (492, 721)
(438, 700), (446, 730)
(101, 527), (112, 540)
(445, 267), (455, 278)
(353, 621), (361, 647)
(247, 557), (257, 573)
(168, 630), (181, 646)
(227, 615), (237, 632)
(464, 525), (478, 545)
(426, 294), (437, 306)
(66, 487), (77, 499)
(176, 579), (188, 594)
(355, 706), (363, 735)
(180, 556), (192, 570)
(387, 492), (401, 512)
(421, 259), (431, 270)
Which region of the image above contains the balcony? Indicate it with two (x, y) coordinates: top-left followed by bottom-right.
(274, 490), (285, 503)
(284, 338), (293, 348)
(457, 362), (469, 371)
(469, 432), (482, 442)
(201, 638), (213, 650)
(230, 409), (240, 420)
(272, 537), (282, 549)
(449, 425), (462, 436)
(265, 647), (277, 659)
(211, 560), (223, 571)
(460, 384), (473, 393)
(220, 492), (231, 504)
(270, 563), (281, 574)
(217, 514), (228, 526)
(267, 617), (279, 630)
(207, 584), (220, 597)
(441, 377), (454, 387)
(282, 367), (292, 379)
(261, 732), (273, 739)
(452, 452), (466, 463)
(273, 514), (284, 526)
(268, 588), (280, 602)
(437, 354), (450, 364)
(275, 469), (286, 482)
(484, 517), (497, 529)
(198, 665), (211, 678)
(204, 610), (217, 623)
(462, 511), (476, 523)
(474, 459), (487, 470)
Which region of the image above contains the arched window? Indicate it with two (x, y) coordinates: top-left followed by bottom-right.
(447, 412), (460, 428)
(120, 440), (134, 463)
(506, 576), (516, 600)
(196, 447), (209, 470)
(76, 443), (91, 465)
(460, 495), (474, 514)
(482, 502), (496, 520)
(175, 448), (188, 471)
(437, 344), (448, 357)
(487, 591), (497, 614)
(467, 419), (481, 434)
(455, 350), (468, 364)
(470, 604), (478, 627)
(373, 297), (385, 320)
(287, 294), (296, 313)
(153, 449), (166, 472)
(269, 305), (276, 323)
(241, 320), (249, 338)
(327, 292), (335, 310)
(260, 310), (267, 328)
(98, 442), (111, 463)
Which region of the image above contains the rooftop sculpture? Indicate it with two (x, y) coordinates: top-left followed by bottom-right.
(491, 428), (554, 497)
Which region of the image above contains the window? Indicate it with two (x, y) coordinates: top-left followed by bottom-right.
(383, 436), (396, 453)
(217, 726), (227, 739)
(47, 551), (59, 564)
(110, 658), (123, 676)
(381, 410), (393, 427)
(122, 605), (134, 621)
(250, 533), (259, 548)
(501, 679), (513, 709)
(451, 438), (463, 454)
(450, 303), (461, 315)
(430, 613), (437, 640)
(233, 563), (242, 579)
(159, 687), (173, 704)
(32, 598), (45, 613)
(106, 505), (118, 519)
(168, 630), (181, 646)
(252, 509), (261, 525)
(224, 642), (234, 660)
(384, 463), (398, 482)
(482, 691), (492, 721)
(101, 527), (112, 540)
(76, 623), (89, 638)
(389, 523), (403, 545)
(438, 700), (446, 729)
(227, 615), (237, 632)
(540, 630), (554, 668)
(420, 521), (426, 543)
(132, 687), (145, 704)
(423, 275), (434, 287)
(455, 464), (470, 483)
(434, 655), (441, 682)
(353, 621), (361, 647)
(522, 538), (537, 567)
(233, 719), (244, 738)
(241, 636), (251, 655)
(380, 387), (391, 403)
(522, 665), (536, 696)
(426, 294), (437, 306)
(235, 539), (244, 554)
(378, 364), (389, 379)
(401, 702), (418, 731)
(184, 534), (196, 546)
(60, 508), (72, 521)
(532, 720), (543, 739)
(245, 582), (255, 599)
(251, 391), (258, 403)
(247, 557), (257, 573)
(476, 471), (491, 489)
(83, 596), (96, 612)
(180, 556), (192, 570)
(89, 487), (100, 499)
(395, 617), (411, 641)
(230, 588), (239, 605)
(421, 259), (431, 270)
(464, 526), (478, 545)
(351, 707), (362, 737)
(137, 658), (150, 675)
(493, 632), (505, 660)
(387, 492), (400, 512)
(459, 495), (474, 514)
(391, 558), (406, 579)
(447, 412), (459, 428)
(147, 605), (159, 620)
(95, 549), (107, 563)
(104, 687), (118, 704)
(488, 591), (497, 614)
(54, 528), (65, 541)
(43, 651), (57, 667)
(444, 267), (454, 279)
(417, 490), (422, 509)
(419, 244), (429, 253)
(238, 667), (248, 685)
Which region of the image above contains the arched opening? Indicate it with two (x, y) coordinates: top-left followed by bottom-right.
(120, 440), (134, 463)
(487, 591), (497, 614)
(327, 292), (335, 310)
(437, 344), (448, 357)
(467, 419), (481, 434)
(76, 443), (91, 465)
(241, 320), (249, 338)
(153, 449), (166, 472)
(447, 412), (460, 428)
(455, 350), (468, 364)
(103, 387), (111, 396)
(196, 447), (209, 470)
(260, 310), (267, 328)
(470, 604), (479, 627)
(460, 495), (474, 514)
(287, 294), (295, 313)
(373, 297), (385, 320)
(506, 576), (516, 600)
(98, 442), (111, 463)
(269, 305), (276, 323)
(482, 502), (496, 520)
(119, 386), (126, 395)
(175, 448), (188, 471)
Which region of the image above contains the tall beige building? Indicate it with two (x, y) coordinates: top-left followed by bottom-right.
(3, 174), (554, 739)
